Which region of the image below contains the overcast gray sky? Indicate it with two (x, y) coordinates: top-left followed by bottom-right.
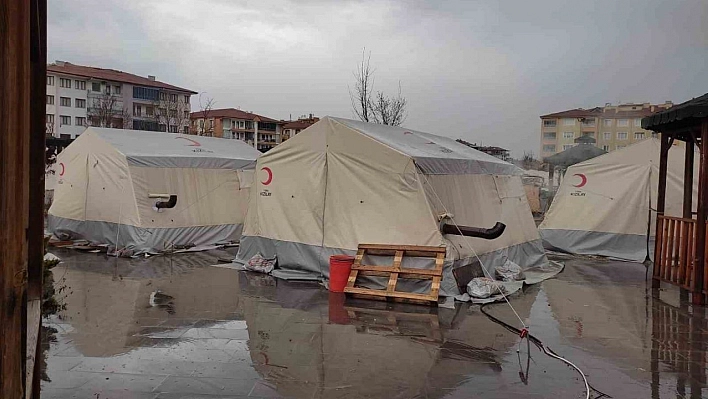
(49, 0), (708, 157)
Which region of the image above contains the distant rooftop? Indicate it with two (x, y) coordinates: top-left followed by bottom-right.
(47, 61), (196, 94)
(189, 108), (282, 124)
(541, 102), (673, 119)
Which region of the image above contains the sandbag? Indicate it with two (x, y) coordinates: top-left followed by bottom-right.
(467, 277), (507, 299)
(495, 259), (526, 282)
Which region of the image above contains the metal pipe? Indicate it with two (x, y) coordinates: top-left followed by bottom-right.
(441, 221), (506, 240)
(155, 195), (177, 209)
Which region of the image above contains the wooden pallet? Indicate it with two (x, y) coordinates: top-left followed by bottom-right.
(343, 244), (446, 305)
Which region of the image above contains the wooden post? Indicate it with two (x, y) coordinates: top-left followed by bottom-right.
(1, 0), (31, 397)
(29, 0), (47, 397)
(694, 122), (708, 305)
(653, 133), (670, 288)
(548, 164), (554, 191)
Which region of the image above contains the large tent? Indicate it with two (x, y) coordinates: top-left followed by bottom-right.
(539, 138), (698, 261)
(237, 117), (547, 296)
(48, 127), (261, 254)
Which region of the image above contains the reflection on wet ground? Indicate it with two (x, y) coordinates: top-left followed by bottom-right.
(42, 249), (708, 398)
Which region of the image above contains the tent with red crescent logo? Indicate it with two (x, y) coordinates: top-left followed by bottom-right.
(236, 117), (550, 297)
(48, 127), (261, 254)
(540, 138), (698, 261)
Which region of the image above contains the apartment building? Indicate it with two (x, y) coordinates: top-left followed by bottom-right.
(46, 61), (196, 139)
(539, 102), (674, 157)
(190, 108), (285, 152)
(282, 115), (319, 141)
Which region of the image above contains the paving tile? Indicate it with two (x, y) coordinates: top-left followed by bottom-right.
(77, 371), (166, 393)
(154, 376), (257, 396)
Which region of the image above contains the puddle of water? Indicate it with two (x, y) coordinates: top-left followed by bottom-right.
(41, 250), (708, 398)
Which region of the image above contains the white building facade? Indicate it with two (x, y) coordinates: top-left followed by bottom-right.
(46, 61), (196, 139)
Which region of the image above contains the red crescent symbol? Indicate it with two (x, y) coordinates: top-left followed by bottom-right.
(59, 162), (65, 176)
(175, 137), (201, 146)
(261, 167), (273, 185)
(573, 173), (587, 188)
(403, 131), (413, 135)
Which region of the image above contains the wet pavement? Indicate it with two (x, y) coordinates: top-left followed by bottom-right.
(41, 249), (708, 398)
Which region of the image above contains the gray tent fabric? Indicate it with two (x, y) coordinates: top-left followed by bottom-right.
(329, 118), (522, 176)
(92, 128), (261, 169)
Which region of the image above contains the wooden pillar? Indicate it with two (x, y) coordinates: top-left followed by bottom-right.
(0, 0), (31, 397)
(29, 0), (47, 397)
(548, 164), (554, 191)
(684, 139), (695, 219)
(694, 122), (708, 305)
(653, 133), (670, 288)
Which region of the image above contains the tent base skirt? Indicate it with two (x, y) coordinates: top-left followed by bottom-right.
(48, 215), (243, 255)
(236, 235), (550, 298)
(540, 228), (651, 262)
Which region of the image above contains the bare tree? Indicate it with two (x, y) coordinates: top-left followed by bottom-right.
(87, 93), (131, 128)
(193, 94), (215, 136)
(349, 49), (374, 123)
(349, 48), (407, 126)
(371, 82), (407, 126)
(152, 96), (191, 133)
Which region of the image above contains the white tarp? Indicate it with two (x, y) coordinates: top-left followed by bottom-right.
(237, 117), (549, 296)
(539, 138), (698, 261)
(48, 127), (261, 253)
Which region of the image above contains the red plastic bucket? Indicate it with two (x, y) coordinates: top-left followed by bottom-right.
(329, 255), (355, 292)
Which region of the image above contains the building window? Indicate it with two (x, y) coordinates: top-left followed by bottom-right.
(617, 132), (628, 140)
(603, 119), (612, 127)
(603, 132), (611, 140)
(47, 76), (54, 86)
(105, 85), (111, 95)
(602, 145), (610, 151)
(634, 132), (645, 140)
(60, 115), (71, 125)
(563, 118), (576, 126)
(581, 118), (595, 127)
(46, 95), (54, 105)
(133, 104), (142, 116)
(74, 80), (86, 90)
(169, 94), (177, 102)
(239, 120), (245, 129)
(59, 97), (71, 107)
(543, 120), (557, 127)
(91, 82), (101, 92)
(75, 98), (86, 108)
(146, 106), (155, 117)
(60, 134), (71, 139)
(133, 120), (160, 131)
(652, 132), (659, 139)
(634, 118), (642, 126)
(59, 78), (71, 88)
(563, 132), (574, 139)
(582, 132), (594, 137)
(160, 92), (167, 101)
(169, 125), (178, 133)
(617, 119), (629, 127)
(562, 144), (574, 151)
(543, 144), (556, 152)
(75, 117), (86, 126)
(184, 126), (189, 134)
(114, 85), (121, 95)
(133, 86), (160, 101)
(46, 114), (54, 124)
(184, 95), (190, 104)
(543, 132), (556, 139)
(184, 111), (189, 119)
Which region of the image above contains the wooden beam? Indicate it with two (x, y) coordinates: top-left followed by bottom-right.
(683, 141), (694, 220)
(28, 0), (46, 397)
(653, 132), (670, 288)
(694, 120), (708, 305)
(1, 0), (32, 397)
